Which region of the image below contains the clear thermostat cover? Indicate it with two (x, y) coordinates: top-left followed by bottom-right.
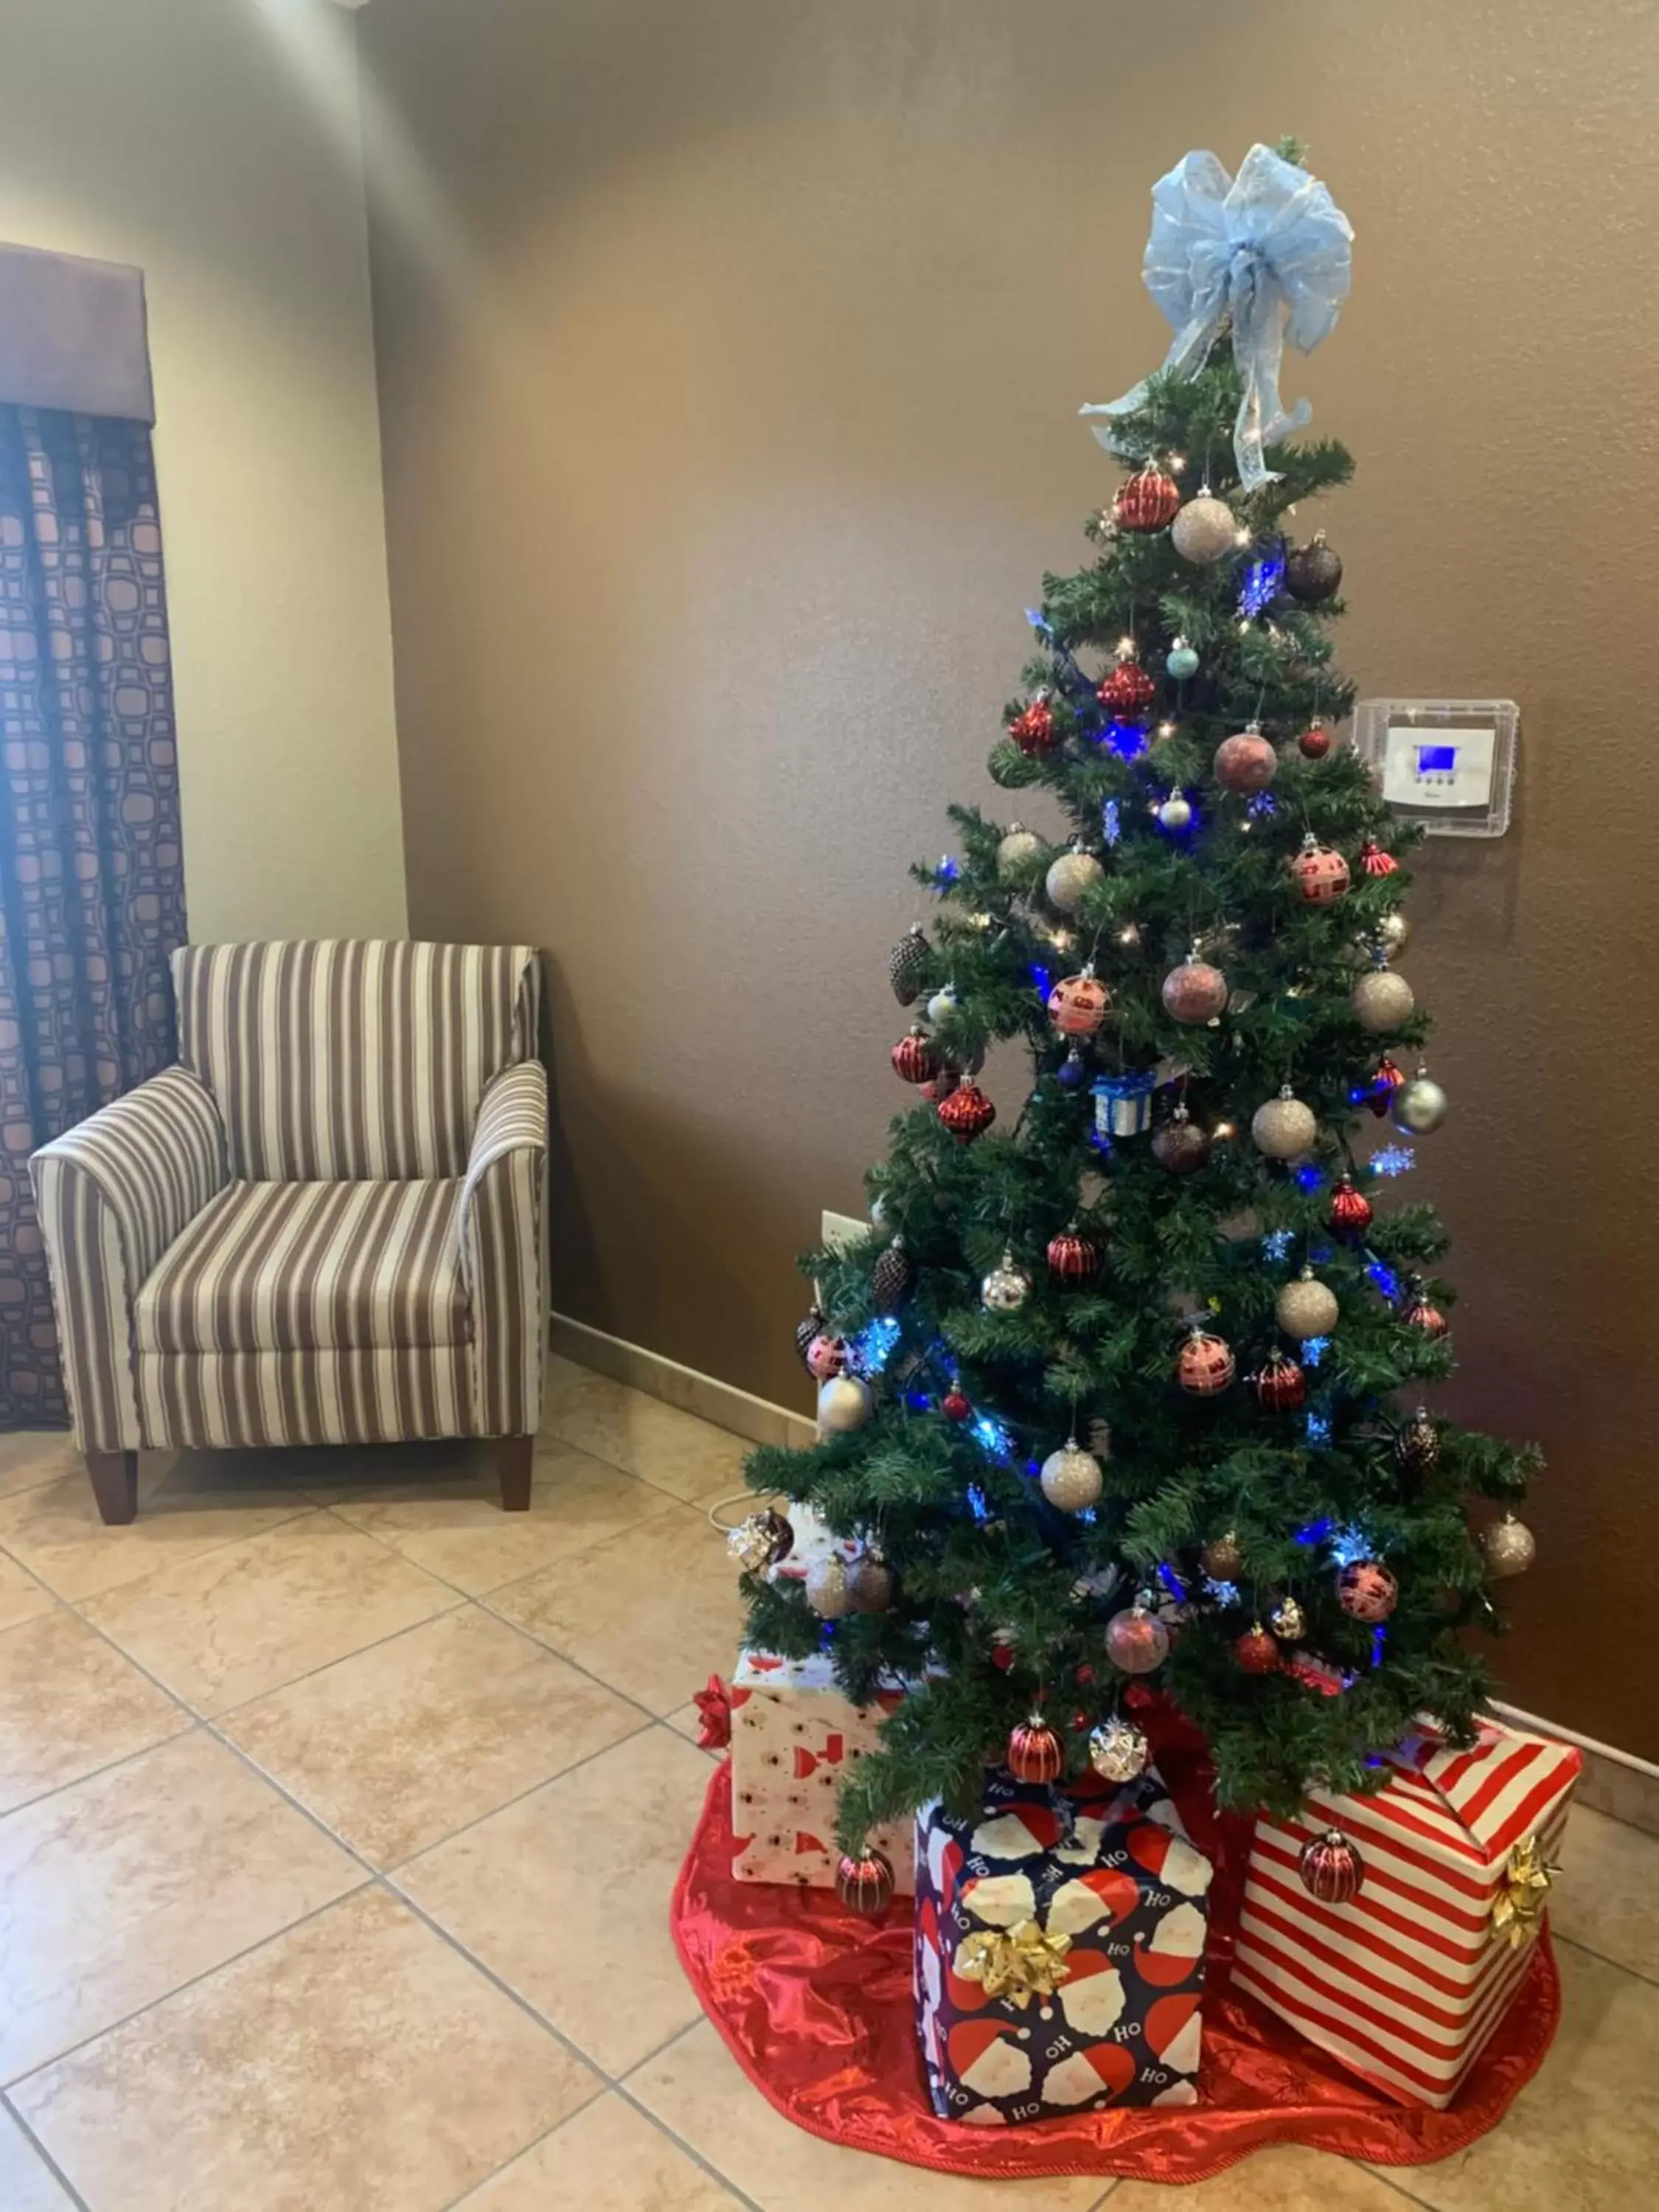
(1350, 699), (1518, 838)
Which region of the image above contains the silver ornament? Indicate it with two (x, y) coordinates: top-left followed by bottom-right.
(1251, 1087), (1318, 1160)
(817, 1375), (873, 1433)
(869, 1192), (888, 1228)
(1393, 1071), (1448, 1134)
(1377, 910), (1412, 959)
(926, 985), (958, 1026)
(1046, 848), (1105, 914)
(1352, 967), (1416, 1034)
(1270, 1594), (1307, 1641)
(996, 824), (1043, 878)
(1276, 1269), (1339, 1340)
(805, 1557), (855, 1618)
(981, 1249), (1034, 1315)
(1480, 1514), (1536, 1579)
(1169, 490), (1238, 565)
(846, 1552), (895, 1613)
(1158, 794), (1193, 831)
(1088, 1715), (1150, 1782)
(1039, 1439), (1103, 1514)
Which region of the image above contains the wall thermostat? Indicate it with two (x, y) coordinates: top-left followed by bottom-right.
(1350, 699), (1518, 838)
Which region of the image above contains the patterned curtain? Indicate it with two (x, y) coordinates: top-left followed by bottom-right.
(0, 406), (186, 1426)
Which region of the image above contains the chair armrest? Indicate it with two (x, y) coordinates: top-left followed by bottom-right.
(30, 1066), (228, 1451)
(459, 1060), (549, 1436)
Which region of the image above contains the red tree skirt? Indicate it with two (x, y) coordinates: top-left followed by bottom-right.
(672, 1761), (1561, 2184)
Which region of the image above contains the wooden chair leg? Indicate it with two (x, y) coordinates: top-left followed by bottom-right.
(86, 1449), (139, 1526)
(496, 1434), (534, 1512)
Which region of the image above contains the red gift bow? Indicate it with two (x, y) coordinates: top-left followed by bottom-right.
(694, 1673), (733, 1750)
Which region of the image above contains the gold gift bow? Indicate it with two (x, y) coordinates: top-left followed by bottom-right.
(1490, 1831), (1558, 1951)
(955, 1919), (1074, 2008)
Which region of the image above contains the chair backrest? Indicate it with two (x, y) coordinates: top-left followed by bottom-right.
(172, 940), (540, 1182)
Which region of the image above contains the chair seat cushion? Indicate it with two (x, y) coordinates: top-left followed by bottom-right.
(135, 1180), (471, 1356)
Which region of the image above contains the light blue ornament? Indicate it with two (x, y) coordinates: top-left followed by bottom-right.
(1166, 641), (1200, 681)
(1081, 145), (1353, 491)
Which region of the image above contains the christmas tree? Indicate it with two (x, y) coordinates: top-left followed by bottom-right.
(734, 142), (1537, 1872)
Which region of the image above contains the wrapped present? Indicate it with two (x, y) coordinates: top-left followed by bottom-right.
(1234, 1717), (1581, 2109)
(728, 1650), (915, 1893)
(915, 1769), (1211, 2124)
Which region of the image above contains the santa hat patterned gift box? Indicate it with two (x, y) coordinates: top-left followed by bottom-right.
(728, 1649), (917, 1894)
(914, 1767), (1211, 2124)
(1234, 1716), (1581, 2110)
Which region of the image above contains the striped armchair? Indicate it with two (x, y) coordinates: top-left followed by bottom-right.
(30, 942), (548, 1524)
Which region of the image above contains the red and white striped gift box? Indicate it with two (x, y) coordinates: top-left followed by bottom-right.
(728, 1650), (917, 1893)
(1234, 1718), (1580, 2108)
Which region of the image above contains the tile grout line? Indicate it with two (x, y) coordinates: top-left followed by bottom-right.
(1551, 1927), (1659, 1991)
(0, 2084), (95, 2211)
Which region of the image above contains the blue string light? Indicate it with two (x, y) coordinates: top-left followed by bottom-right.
(1261, 1228), (1295, 1262)
(1301, 1335), (1329, 1366)
(1370, 1624), (1388, 1669)
(1248, 790), (1278, 818)
(1295, 1162), (1326, 1193)
(1204, 1577), (1242, 1606)
(1238, 547), (1286, 616)
(1366, 1258), (1403, 1302)
(904, 1389), (932, 1412)
(1306, 1409), (1332, 1445)
(852, 1315), (902, 1374)
(1157, 1562), (1189, 1601)
(933, 855), (960, 887)
(1029, 963), (1052, 1003)
(1295, 1518), (1334, 1547)
(1104, 720), (1148, 761)
(1371, 1144), (1416, 1178)
(1329, 1523), (1371, 1567)
(1102, 799), (1122, 846)
(972, 1413), (1012, 1460)
(1024, 608), (1052, 638)
(966, 1483), (992, 1522)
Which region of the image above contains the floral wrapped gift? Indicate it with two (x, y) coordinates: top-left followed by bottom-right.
(727, 1650), (916, 1893)
(1234, 1717), (1581, 2109)
(914, 1769), (1211, 2124)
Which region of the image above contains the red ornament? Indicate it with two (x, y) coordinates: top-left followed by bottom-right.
(692, 1672), (732, 1751)
(1006, 1716), (1065, 1783)
(1328, 1177), (1374, 1239)
(1360, 838), (1401, 877)
(1178, 1329), (1236, 1397)
(1009, 698), (1057, 755)
(1338, 1559), (1399, 1623)
(1113, 465), (1181, 532)
(1404, 1295), (1449, 1340)
(990, 1644), (1016, 1673)
(835, 1846), (896, 1916)
(806, 1332), (848, 1381)
(891, 1027), (939, 1084)
(1214, 729), (1279, 793)
(937, 1080), (995, 1141)
(1290, 838), (1351, 905)
(1161, 957), (1229, 1024)
(1046, 1228), (1100, 1282)
(1235, 1624), (1280, 1674)
(941, 1387), (973, 1423)
(1298, 718), (1333, 760)
(1099, 659), (1156, 715)
(1366, 1056), (1405, 1118)
(1254, 1351), (1307, 1411)
(1047, 970), (1110, 1037)
(1300, 1828), (1366, 1902)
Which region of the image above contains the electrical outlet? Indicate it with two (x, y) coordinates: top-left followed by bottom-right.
(815, 1209), (869, 1310)
(820, 1209), (868, 1254)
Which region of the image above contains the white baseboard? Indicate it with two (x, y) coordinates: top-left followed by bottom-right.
(549, 1316), (1659, 1835)
(549, 1311), (816, 1453)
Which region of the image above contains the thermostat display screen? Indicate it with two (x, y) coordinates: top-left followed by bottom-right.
(1382, 723), (1496, 810)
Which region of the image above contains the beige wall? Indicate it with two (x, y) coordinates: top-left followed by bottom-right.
(0, 0), (406, 943)
(362, 0), (1659, 1759)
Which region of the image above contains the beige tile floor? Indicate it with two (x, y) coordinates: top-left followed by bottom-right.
(0, 1357), (1652, 2209)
